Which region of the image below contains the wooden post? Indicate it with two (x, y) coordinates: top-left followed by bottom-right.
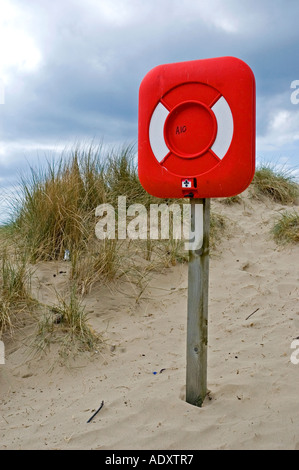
(186, 198), (210, 407)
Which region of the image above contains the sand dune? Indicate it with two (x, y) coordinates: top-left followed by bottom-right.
(1, 194), (299, 450)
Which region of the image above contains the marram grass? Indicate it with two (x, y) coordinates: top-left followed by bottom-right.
(251, 164), (299, 204)
(35, 285), (99, 356)
(10, 144), (159, 264)
(11, 145), (107, 261)
(272, 211), (299, 244)
(0, 249), (35, 335)
(0, 142), (229, 354)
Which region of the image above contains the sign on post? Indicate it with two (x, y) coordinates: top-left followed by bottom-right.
(138, 57), (256, 406)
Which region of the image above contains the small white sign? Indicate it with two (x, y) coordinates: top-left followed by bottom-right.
(182, 179), (192, 188)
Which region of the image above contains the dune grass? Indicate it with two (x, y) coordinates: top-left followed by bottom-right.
(251, 163), (299, 204)
(1, 142), (229, 353)
(209, 211), (226, 249)
(6, 144), (193, 282)
(0, 249), (35, 335)
(8, 143), (227, 267)
(104, 146), (155, 208)
(9, 144), (161, 262)
(70, 239), (124, 295)
(220, 195), (242, 205)
(11, 144), (108, 262)
(272, 211), (299, 244)
(35, 285), (99, 356)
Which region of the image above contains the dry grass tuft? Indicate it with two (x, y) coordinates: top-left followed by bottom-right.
(35, 285), (99, 355)
(0, 249), (35, 336)
(272, 211), (299, 244)
(251, 164), (299, 204)
(220, 195), (242, 205)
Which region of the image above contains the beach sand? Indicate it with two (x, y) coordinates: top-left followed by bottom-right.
(1, 194), (299, 450)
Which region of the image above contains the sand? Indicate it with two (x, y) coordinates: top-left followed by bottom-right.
(1, 194), (299, 450)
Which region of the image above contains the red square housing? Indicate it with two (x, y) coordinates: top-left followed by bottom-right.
(138, 57), (256, 198)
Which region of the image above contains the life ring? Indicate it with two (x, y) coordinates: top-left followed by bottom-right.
(149, 85), (233, 176)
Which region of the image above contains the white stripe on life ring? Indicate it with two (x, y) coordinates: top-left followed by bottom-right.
(149, 102), (170, 162)
(211, 96), (234, 160)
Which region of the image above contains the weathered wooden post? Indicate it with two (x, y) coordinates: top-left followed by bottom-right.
(186, 198), (210, 407)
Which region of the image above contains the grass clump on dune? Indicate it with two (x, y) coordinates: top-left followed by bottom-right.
(220, 195), (242, 205)
(0, 249), (34, 335)
(11, 144), (107, 262)
(10, 143), (157, 265)
(8, 143), (188, 285)
(70, 239), (125, 295)
(104, 146), (154, 208)
(251, 164), (299, 204)
(36, 285), (99, 355)
(272, 211), (299, 244)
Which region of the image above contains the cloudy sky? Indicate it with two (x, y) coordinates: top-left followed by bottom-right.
(0, 0), (299, 220)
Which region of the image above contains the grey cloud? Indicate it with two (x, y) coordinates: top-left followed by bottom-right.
(1, 0), (299, 187)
